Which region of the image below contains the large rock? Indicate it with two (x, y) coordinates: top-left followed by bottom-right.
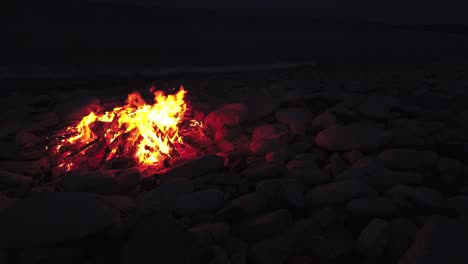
(400, 216), (468, 264)
(305, 180), (377, 207)
(0, 192), (119, 248)
(315, 123), (389, 151)
(121, 211), (208, 264)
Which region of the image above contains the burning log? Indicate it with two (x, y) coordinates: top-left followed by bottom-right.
(47, 86), (205, 174)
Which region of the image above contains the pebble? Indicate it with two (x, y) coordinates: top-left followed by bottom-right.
(286, 159), (330, 186)
(63, 172), (120, 195)
(0, 192), (119, 248)
(310, 111), (337, 133)
(236, 209), (293, 241)
(216, 192), (267, 221)
(386, 217), (418, 258)
(379, 149), (439, 170)
(171, 189), (227, 216)
(305, 180), (378, 207)
(330, 152), (348, 176)
(256, 178), (304, 208)
(275, 107), (312, 135)
(210, 245), (231, 264)
(385, 185), (442, 209)
(121, 211), (209, 264)
(204, 103), (248, 132)
(189, 223), (230, 245)
(221, 236), (248, 264)
(400, 216), (468, 264)
(315, 123), (389, 151)
(241, 161), (285, 181)
(347, 197), (399, 216)
(357, 218), (390, 257)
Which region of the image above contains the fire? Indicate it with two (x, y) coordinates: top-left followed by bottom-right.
(54, 86), (189, 171)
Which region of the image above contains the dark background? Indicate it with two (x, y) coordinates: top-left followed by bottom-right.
(3, 0), (468, 75)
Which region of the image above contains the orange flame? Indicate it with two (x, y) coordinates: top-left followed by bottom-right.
(57, 86), (188, 169)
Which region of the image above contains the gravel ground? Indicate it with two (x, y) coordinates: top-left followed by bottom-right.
(0, 60), (468, 264)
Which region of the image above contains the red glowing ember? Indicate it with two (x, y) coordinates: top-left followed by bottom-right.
(49, 86), (202, 174)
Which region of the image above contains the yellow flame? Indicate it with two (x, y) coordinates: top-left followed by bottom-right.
(60, 86), (188, 167)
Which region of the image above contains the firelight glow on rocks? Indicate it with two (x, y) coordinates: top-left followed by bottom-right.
(55, 86), (188, 170)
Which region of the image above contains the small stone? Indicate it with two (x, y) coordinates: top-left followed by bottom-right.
(379, 149), (439, 170)
(241, 161), (285, 181)
(251, 124), (288, 141)
(347, 197), (398, 216)
(249, 209), (336, 264)
(115, 167), (142, 193)
(63, 172), (119, 195)
(330, 152), (348, 176)
(305, 180), (377, 207)
(0, 170), (33, 186)
(205, 103), (248, 132)
(310, 111), (337, 133)
(171, 189), (227, 216)
(221, 236), (248, 264)
(166, 155), (225, 179)
(121, 211), (208, 264)
(189, 223), (230, 245)
(315, 123), (389, 151)
(216, 192), (267, 221)
(385, 185), (442, 209)
(210, 245), (231, 264)
(343, 150), (364, 164)
(275, 107), (312, 135)
(0, 192), (119, 248)
(249, 138), (287, 156)
(138, 179), (194, 213)
(17, 245), (82, 264)
(437, 157), (463, 184)
(212, 172), (241, 185)
(256, 178), (305, 208)
(357, 218), (389, 257)
(236, 209), (293, 241)
(286, 159), (330, 186)
(386, 218), (418, 258)
(400, 216), (468, 264)
(444, 196), (468, 216)
(215, 126), (243, 142)
(304, 226), (354, 259)
(265, 151), (287, 163)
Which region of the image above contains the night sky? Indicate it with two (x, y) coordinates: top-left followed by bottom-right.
(3, 0), (468, 71)
(91, 0), (468, 24)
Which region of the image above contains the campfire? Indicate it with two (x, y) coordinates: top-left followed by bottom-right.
(48, 86), (206, 176)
